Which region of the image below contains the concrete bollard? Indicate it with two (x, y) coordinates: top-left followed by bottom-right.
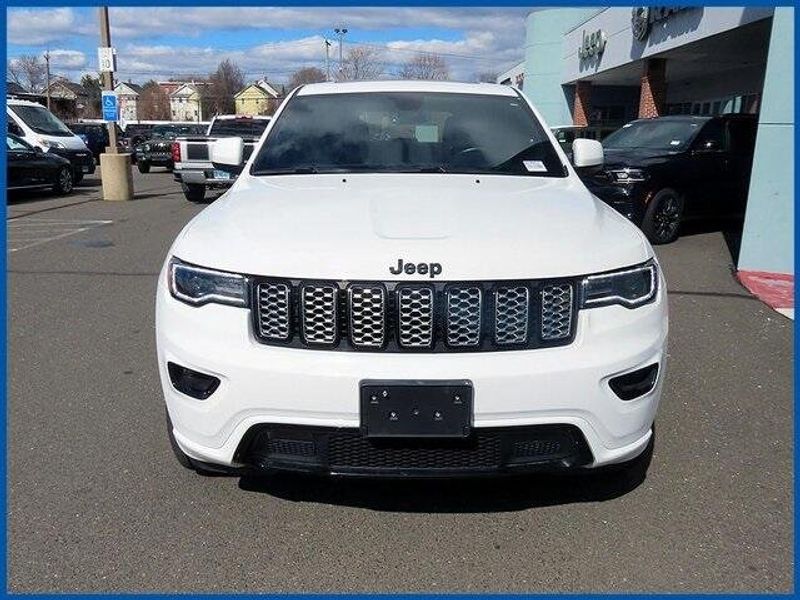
(99, 153), (134, 201)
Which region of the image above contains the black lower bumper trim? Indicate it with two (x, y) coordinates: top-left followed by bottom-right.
(235, 424), (593, 477)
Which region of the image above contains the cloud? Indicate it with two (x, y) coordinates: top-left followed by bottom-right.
(7, 8), (91, 45)
(8, 7), (528, 84)
(47, 49), (87, 69)
(105, 7), (528, 40)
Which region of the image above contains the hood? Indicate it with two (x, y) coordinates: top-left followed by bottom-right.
(602, 146), (683, 169)
(42, 133), (88, 151)
(172, 174), (652, 281)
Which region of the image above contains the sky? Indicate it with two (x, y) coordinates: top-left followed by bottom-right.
(7, 7), (530, 86)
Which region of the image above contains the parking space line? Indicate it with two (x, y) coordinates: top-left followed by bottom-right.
(7, 218), (113, 253)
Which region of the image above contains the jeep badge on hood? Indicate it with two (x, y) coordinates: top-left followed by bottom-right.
(389, 259), (442, 278)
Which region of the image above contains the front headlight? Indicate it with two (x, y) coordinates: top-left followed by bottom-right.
(581, 260), (657, 309)
(168, 258), (248, 307)
(39, 139), (65, 150)
(608, 168), (648, 183)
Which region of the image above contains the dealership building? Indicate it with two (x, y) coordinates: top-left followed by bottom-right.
(511, 7), (793, 312)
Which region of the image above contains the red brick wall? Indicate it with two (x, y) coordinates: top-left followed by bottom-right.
(572, 81), (592, 127)
(638, 58), (667, 118)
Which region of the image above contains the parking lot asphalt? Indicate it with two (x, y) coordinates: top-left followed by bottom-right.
(7, 169), (793, 592)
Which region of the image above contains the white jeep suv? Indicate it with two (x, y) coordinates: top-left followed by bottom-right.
(156, 81), (668, 478)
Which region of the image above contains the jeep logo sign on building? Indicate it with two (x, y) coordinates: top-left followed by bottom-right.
(631, 6), (687, 41)
(578, 29), (607, 59)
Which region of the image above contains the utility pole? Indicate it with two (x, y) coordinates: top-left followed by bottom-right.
(43, 49), (51, 111)
(334, 27), (348, 79)
(98, 6), (118, 153)
(97, 5), (133, 202)
(325, 39), (332, 82)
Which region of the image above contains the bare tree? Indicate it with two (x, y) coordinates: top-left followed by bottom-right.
(7, 54), (47, 92)
(475, 71), (499, 83)
(207, 59), (245, 115)
(338, 47), (384, 81)
(398, 53), (450, 81)
(288, 66), (327, 90)
(139, 80), (170, 120)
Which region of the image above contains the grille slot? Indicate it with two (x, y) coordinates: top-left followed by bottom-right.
(301, 285), (338, 345)
(349, 285), (386, 348)
(446, 287), (482, 347)
(328, 432), (502, 470)
(397, 287), (434, 348)
(541, 283), (574, 340)
(495, 286), (530, 345)
(256, 282), (291, 341)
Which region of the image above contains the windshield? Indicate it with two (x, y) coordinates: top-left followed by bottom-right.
(209, 119), (269, 138)
(10, 104), (74, 137)
(603, 119), (705, 151)
(251, 92), (565, 177)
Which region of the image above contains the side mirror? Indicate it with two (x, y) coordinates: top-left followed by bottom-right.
(211, 136), (244, 166)
(572, 138), (604, 168)
(33, 146), (43, 154)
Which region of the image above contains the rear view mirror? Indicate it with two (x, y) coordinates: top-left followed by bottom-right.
(211, 137), (244, 167)
(572, 138), (604, 168)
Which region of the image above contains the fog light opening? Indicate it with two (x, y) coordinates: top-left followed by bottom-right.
(167, 362), (220, 400)
(609, 363), (659, 401)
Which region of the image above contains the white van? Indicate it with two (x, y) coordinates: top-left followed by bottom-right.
(6, 98), (96, 182)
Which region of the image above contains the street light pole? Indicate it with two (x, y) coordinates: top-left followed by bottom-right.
(98, 6), (118, 153)
(43, 49), (51, 111)
(334, 27), (348, 79)
(325, 39), (331, 82)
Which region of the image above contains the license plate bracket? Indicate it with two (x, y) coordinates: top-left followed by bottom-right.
(360, 380), (473, 438)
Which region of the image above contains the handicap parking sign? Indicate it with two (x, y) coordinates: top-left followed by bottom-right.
(101, 91), (118, 122)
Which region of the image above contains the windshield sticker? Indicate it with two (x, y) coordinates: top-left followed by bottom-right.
(670, 140), (681, 146)
(622, 123), (632, 128)
(415, 125), (439, 143)
(523, 160), (547, 173)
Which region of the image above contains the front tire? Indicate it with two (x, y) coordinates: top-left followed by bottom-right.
(52, 166), (74, 195)
(137, 161), (151, 174)
(641, 188), (684, 244)
(182, 183), (206, 203)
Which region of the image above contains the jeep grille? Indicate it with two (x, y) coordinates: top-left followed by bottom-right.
(252, 278), (577, 352)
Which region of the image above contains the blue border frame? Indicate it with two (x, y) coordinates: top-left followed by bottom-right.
(1, 1), (796, 596)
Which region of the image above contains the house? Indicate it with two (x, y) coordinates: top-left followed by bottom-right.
(169, 82), (207, 122)
(7, 81), (28, 96)
(234, 79), (281, 116)
(114, 81), (143, 123)
(44, 78), (91, 119)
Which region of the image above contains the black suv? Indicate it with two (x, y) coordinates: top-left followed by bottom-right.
(582, 114), (758, 244)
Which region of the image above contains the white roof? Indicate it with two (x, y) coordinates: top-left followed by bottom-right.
(256, 80), (280, 97)
(297, 80), (518, 97)
(212, 114), (271, 121)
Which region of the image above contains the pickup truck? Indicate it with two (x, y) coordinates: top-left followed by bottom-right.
(172, 115), (271, 202)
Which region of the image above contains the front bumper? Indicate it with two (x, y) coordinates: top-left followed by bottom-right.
(157, 268), (668, 474)
(139, 152), (173, 166)
(51, 148), (96, 175)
